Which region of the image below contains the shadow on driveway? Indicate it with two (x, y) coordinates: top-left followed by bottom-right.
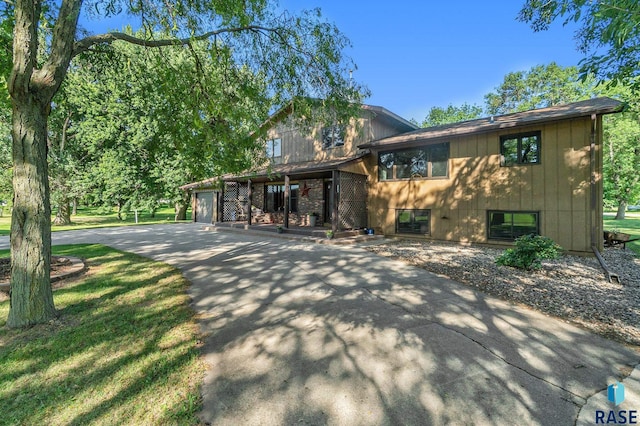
(15, 224), (638, 425)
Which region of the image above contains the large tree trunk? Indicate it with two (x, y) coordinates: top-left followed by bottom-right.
(53, 200), (71, 225)
(7, 0), (81, 327)
(175, 202), (187, 221)
(175, 192), (191, 221)
(8, 97), (55, 327)
(615, 201), (627, 220)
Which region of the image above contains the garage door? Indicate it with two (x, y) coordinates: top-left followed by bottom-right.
(195, 192), (214, 224)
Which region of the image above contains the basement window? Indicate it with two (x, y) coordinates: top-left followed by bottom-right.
(488, 211), (539, 240)
(396, 209), (431, 235)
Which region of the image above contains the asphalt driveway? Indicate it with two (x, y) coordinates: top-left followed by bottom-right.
(1, 223), (638, 425)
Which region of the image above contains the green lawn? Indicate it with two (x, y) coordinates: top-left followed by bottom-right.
(604, 214), (640, 254)
(0, 245), (205, 425)
(0, 206), (191, 236)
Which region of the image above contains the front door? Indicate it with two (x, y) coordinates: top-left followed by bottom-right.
(323, 180), (333, 224)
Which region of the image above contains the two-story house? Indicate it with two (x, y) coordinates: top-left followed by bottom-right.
(182, 103), (418, 230)
(182, 97), (623, 254)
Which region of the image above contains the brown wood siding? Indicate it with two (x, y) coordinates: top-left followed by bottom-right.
(264, 112), (409, 165)
(366, 117), (602, 253)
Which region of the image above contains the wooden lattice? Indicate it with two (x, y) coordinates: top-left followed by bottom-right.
(338, 172), (367, 230)
(223, 182), (249, 221)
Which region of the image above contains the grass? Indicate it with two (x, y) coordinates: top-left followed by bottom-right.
(604, 214), (640, 254)
(0, 244), (205, 425)
(0, 205), (191, 236)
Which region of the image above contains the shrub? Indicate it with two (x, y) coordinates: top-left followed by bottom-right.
(496, 234), (562, 270)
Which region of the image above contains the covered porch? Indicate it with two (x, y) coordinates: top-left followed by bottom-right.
(194, 157), (369, 233)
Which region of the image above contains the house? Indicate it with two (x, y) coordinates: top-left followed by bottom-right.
(181, 103), (418, 230)
(182, 97), (623, 254)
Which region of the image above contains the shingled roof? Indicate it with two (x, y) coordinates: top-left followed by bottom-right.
(180, 154), (368, 189)
(359, 97), (624, 150)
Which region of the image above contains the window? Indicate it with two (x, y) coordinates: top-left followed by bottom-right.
(500, 131), (540, 166)
(266, 138), (281, 159)
(265, 184), (299, 213)
(396, 209), (430, 235)
(379, 143), (449, 181)
(488, 211), (539, 240)
(322, 125), (345, 149)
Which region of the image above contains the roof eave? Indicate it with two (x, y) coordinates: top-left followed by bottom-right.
(359, 98), (624, 150)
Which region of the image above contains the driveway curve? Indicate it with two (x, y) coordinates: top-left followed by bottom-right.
(1, 223), (638, 425)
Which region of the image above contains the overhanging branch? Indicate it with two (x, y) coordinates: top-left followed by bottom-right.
(72, 25), (279, 57)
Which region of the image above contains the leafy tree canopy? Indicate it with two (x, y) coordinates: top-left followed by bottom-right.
(418, 103), (483, 127)
(518, 0), (640, 91)
(484, 62), (595, 115)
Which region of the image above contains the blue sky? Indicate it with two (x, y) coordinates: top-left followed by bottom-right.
(281, 1), (585, 121)
(81, 1), (585, 122)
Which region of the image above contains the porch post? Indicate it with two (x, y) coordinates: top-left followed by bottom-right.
(190, 192), (196, 222)
(331, 170), (339, 233)
(247, 179), (253, 226)
(284, 175), (290, 228)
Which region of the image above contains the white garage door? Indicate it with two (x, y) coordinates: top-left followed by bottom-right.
(195, 192), (214, 224)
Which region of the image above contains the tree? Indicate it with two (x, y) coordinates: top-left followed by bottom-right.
(603, 109), (640, 220)
(60, 39), (269, 221)
(0, 10), (11, 216)
(518, 1), (640, 91)
(418, 103), (483, 127)
(484, 62), (594, 115)
(4, 1), (365, 327)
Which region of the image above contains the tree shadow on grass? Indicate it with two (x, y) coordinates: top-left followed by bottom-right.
(0, 244), (204, 425)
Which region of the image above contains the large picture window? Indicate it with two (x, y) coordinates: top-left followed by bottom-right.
(322, 125), (345, 149)
(266, 138), (282, 159)
(396, 209), (431, 235)
(265, 184), (298, 213)
(379, 143), (449, 181)
(500, 131), (540, 166)
(488, 211), (539, 240)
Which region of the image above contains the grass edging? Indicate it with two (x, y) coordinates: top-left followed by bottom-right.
(0, 244), (205, 425)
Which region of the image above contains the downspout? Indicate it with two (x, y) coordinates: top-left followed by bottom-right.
(590, 113), (620, 283)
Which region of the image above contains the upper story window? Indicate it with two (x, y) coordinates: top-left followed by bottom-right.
(266, 138), (281, 159)
(322, 125), (345, 149)
(500, 131), (540, 166)
(379, 143), (449, 181)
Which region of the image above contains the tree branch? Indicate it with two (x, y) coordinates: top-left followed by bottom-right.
(33, 0), (81, 98)
(8, 0), (40, 97)
(72, 25), (280, 57)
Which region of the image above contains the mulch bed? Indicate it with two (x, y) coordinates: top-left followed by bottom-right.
(0, 256), (75, 282)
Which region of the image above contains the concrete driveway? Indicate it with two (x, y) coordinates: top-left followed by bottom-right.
(1, 223), (638, 425)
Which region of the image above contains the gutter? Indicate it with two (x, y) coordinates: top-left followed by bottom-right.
(589, 113), (621, 284)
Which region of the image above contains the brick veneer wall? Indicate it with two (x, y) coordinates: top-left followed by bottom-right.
(251, 183), (265, 211)
(298, 179), (325, 225)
